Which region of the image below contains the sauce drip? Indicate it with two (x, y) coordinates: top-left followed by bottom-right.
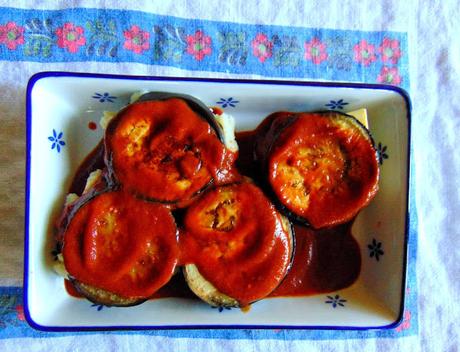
(88, 121), (97, 130)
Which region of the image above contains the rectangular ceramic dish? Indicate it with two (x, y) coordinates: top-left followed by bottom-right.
(24, 72), (411, 331)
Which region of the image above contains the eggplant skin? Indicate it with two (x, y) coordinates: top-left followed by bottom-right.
(183, 214), (295, 308)
(70, 279), (146, 307)
(137, 91), (224, 143)
(103, 92), (229, 206)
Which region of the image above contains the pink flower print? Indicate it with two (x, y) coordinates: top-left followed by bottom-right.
(0, 21), (25, 50)
(56, 22), (86, 53)
(395, 310), (411, 332)
(379, 38), (401, 65)
(16, 305), (25, 321)
(123, 25), (150, 54)
(377, 66), (402, 85)
(353, 40), (377, 66)
(304, 38), (328, 64)
(186, 30), (212, 61)
(251, 33), (273, 63)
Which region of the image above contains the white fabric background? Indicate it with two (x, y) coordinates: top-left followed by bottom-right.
(0, 0), (459, 351)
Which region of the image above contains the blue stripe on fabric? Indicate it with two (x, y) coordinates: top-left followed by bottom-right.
(0, 6), (415, 340)
(0, 7), (409, 90)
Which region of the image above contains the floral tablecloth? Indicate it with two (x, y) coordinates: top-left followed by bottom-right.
(0, 0), (459, 351)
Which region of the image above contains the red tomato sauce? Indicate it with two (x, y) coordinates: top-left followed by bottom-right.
(268, 113), (379, 228)
(62, 191), (179, 299)
(105, 99), (238, 204)
(180, 182), (293, 306)
(270, 223), (361, 297)
(60, 105), (367, 303)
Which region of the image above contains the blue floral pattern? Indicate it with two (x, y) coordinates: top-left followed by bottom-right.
(24, 18), (54, 57)
(325, 294), (347, 308)
(377, 142), (389, 165)
(368, 238), (384, 261)
(48, 129), (66, 152)
(92, 92), (117, 102)
(218, 31), (248, 66)
(85, 18), (119, 57)
(212, 306), (232, 312)
(325, 99), (349, 110)
(216, 97), (239, 108)
(91, 303), (111, 311)
(0, 8), (409, 89)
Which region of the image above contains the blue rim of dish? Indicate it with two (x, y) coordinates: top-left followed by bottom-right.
(24, 71), (412, 332)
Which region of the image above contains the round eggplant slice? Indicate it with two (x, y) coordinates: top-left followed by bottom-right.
(105, 94), (231, 206)
(62, 190), (179, 304)
(181, 182), (294, 307)
(266, 111), (379, 229)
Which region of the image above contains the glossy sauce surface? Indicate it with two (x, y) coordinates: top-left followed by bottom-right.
(105, 99), (237, 205)
(63, 191), (179, 298)
(62, 108), (364, 301)
(266, 112), (379, 228)
(270, 223), (361, 296)
(237, 130), (361, 298)
(181, 182), (293, 306)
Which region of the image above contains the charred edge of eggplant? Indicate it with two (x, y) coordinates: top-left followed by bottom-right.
(258, 110), (379, 229)
(137, 91), (224, 143)
(182, 265), (240, 308)
(69, 278), (147, 307)
(320, 110), (379, 155)
(253, 112), (298, 168)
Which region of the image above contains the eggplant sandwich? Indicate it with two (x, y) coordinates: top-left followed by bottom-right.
(255, 111), (380, 229)
(182, 181), (294, 308)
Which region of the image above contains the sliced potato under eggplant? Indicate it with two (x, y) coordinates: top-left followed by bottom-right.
(257, 111), (380, 229)
(181, 182), (294, 308)
(104, 93), (232, 207)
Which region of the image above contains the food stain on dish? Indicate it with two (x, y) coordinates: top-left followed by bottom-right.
(88, 121), (97, 130)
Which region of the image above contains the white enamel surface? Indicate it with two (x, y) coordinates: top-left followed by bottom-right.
(26, 74), (409, 329)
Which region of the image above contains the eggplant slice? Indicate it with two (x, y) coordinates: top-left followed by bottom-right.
(61, 190), (179, 306)
(258, 111), (379, 229)
(104, 93), (230, 206)
(182, 182), (295, 308)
